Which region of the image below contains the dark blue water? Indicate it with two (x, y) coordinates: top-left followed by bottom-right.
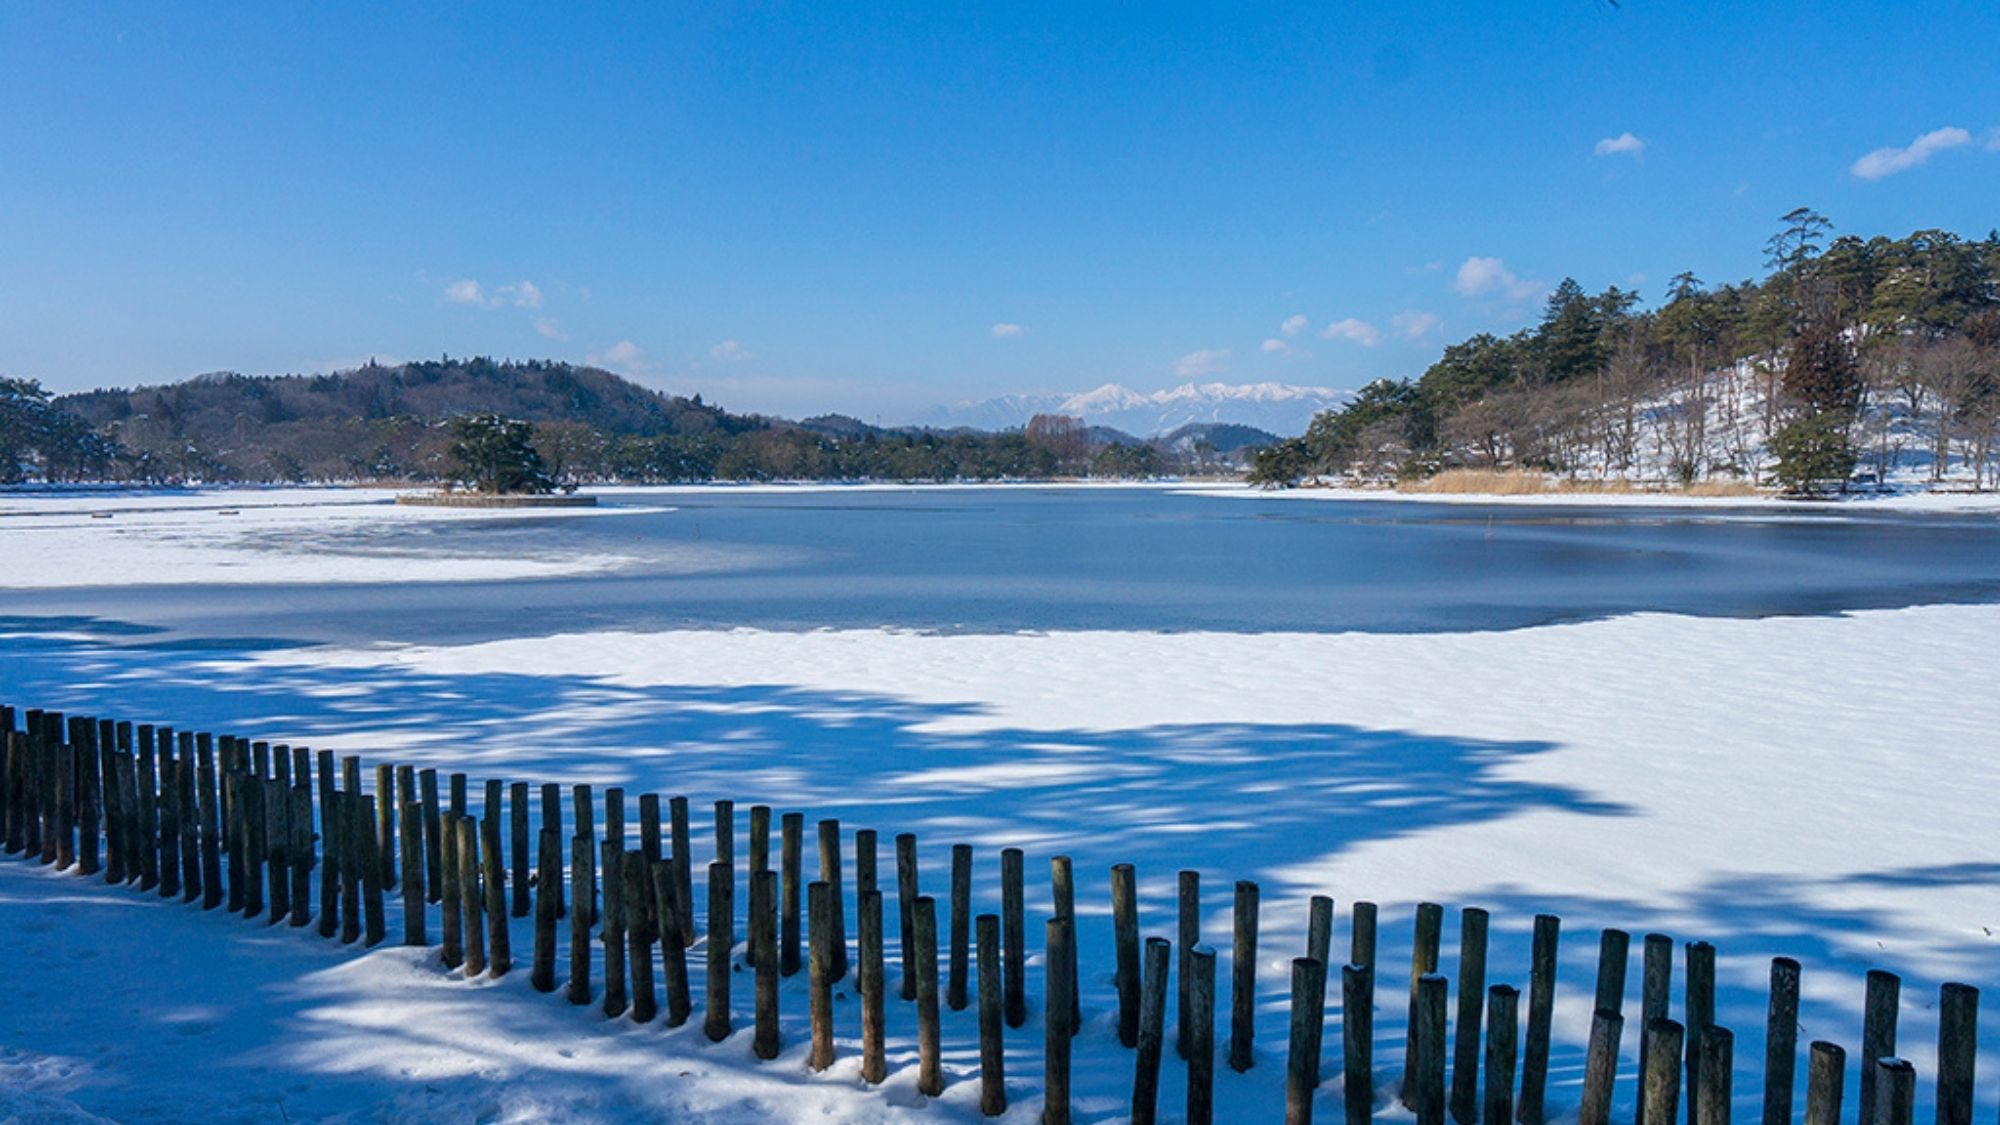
(8, 487), (2000, 646)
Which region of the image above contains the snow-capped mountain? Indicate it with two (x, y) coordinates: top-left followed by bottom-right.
(910, 382), (1349, 437)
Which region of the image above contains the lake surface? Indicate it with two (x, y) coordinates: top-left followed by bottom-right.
(11, 487), (2000, 646)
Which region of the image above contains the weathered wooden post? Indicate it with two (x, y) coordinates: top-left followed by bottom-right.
(1052, 853), (1080, 1033)
(1308, 894), (1335, 966)
(1874, 1057), (1913, 1125)
(1638, 934), (1675, 1125)
(780, 811), (802, 977)
(1764, 958), (1802, 1125)
(287, 782), (311, 925)
(509, 781), (529, 918)
(1686, 942), (1717, 1125)
(1936, 982), (1977, 1125)
(598, 842), (625, 1014)
(711, 796), (731, 870)
(1451, 907), (1491, 1124)
(265, 765), (289, 923)
(1484, 984), (1520, 1125)
(199, 738), (223, 911)
(1345, 962), (1376, 1125)
(240, 764), (266, 917)
(1178, 869), (1201, 1059)
(540, 782), (563, 917)
(570, 783), (594, 925)
(375, 763), (396, 894)
(669, 795), (692, 946)
(137, 734), (159, 891)
(653, 860), (691, 1027)
(817, 818), (848, 981)
(1188, 943), (1218, 1125)
(1802, 1041), (1844, 1125)
(1287, 956), (1328, 1125)
(751, 867), (779, 1059)
(1644, 1019), (1686, 1125)
(1112, 861), (1141, 1048)
(705, 859), (732, 1041)
(1415, 972), (1448, 1125)
(855, 827), (878, 904)
(567, 835), (592, 1002)
(458, 815), (485, 976)
(1403, 903), (1444, 1110)
(859, 887), (887, 1084)
(915, 895), (944, 1096)
(401, 800), (425, 945)
(640, 793), (661, 868)
(358, 793), (386, 946)
(1045, 914), (1076, 1125)
(420, 768), (442, 903)
(1696, 1025), (1733, 1125)
(531, 829), (558, 990)
(603, 785), (624, 860)
(1134, 935), (1173, 1125)
(441, 810), (464, 968)
(1518, 913), (1560, 1125)
(808, 879), (834, 1071)
(1580, 1008), (1624, 1125)
(948, 843), (972, 1012)
(1858, 970), (1900, 1125)
(1227, 879), (1262, 1073)
(623, 850), (653, 1021)
(480, 814), (509, 974)
(896, 831), (920, 1001)
(972, 912), (1006, 1116)
(748, 804), (770, 875)
(1001, 845), (1026, 1028)
(157, 739), (181, 899)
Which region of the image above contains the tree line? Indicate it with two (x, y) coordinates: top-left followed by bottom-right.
(1251, 212), (2000, 493)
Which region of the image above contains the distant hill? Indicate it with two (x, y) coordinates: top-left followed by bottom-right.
(910, 381), (1349, 437)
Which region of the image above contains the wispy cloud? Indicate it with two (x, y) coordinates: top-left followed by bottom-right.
(991, 322), (1025, 339)
(1320, 318), (1382, 347)
(710, 340), (749, 362)
(443, 279), (485, 306)
(1174, 348), (1231, 378)
(588, 340), (658, 376)
(1280, 314), (1308, 338)
(1391, 310), (1441, 340)
(1261, 338), (1290, 355)
(1593, 132), (1645, 158)
(1453, 256), (1546, 302)
(442, 278), (545, 310)
(533, 317), (566, 341)
(1851, 126), (1972, 180)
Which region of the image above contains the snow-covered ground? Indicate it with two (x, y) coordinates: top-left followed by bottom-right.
(2, 487), (1996, 1123)
(1190, 482), (2000, 513)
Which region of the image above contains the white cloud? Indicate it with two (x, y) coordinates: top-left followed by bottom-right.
(533, 317), (566, 341)
(1280, 314), (1308, 338)
(1261, 338), (1290, 355)
(1173, 348), (1231, 378)
(990, 322), (1025, 338)
(443, 279), (485, 305)
(1987, 127), (2000, 152)
(1593, 132), (1645, 158)
(496, 280), (544, 309)
(443, 277), (545, 310)
(1320, 318), (1382, 347)
(710, 340), (749, 362)
(1851, 127), (1972, 180)
(1453, 256), (1546, 302)
(1391, 310), (1441, 340)
(589, 340), (657, 376)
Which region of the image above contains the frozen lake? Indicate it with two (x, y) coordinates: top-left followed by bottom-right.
(6, 486), (2000, 645)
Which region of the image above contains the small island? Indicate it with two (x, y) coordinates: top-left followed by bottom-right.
(397, 412), (597, 507)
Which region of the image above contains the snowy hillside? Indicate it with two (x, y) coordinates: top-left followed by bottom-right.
(912, 382), (1350, 437)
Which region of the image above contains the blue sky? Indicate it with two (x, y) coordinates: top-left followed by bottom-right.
(2, 2), (1996, 421)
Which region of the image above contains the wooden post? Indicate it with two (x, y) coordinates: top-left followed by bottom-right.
(855, 827), (878, 903)
(480, 814), (509, 974)
(780, 811), (802, 976)
(1404, 903), (1444, 1110)
(1484, 984), (1520, 1125)
(748, 804), (770, 875)
(402, 800), (426, 946)
(315, 749), (339, 933)
(1451, 908), (1491, 1124)
(1001, 845), (1026, 1028)
(1645, 1019), (1686, 1125)
(1308, 894), (1335, 966)
(137, 735), (159, 891)
(358, 794), (386, 947)
(976, 912), (1006, 1116)
(265, 773), (289, 923)
(287, 783), (311, 925)
(915, 895), (943, 1096)
(198, 739), (223, 911)
(599, 842), (625, 1015)
(441, 811), (464, 968)
(1696, 1025), (1733, 1125)
(1045, 914), (1076, 1125)
(182, 734), (204, 902)
(1416, 972), (1448, 1125)
(239, 765), (265, 916)
(1859, 970), (1900, 1125)
(420, 768), (442, 903)
(1345, 962), (1376, 1125)
(1596, 928), (1630, 1015)
(623, 849), (653, 1021)
(1580, 1008), (1625, 1125)
(1874, 1058), (1913, 1125)
(570, 783), (593, 925)
(751, 867), (778, 1058)
(817, 818), (848, 981)
(1287, 956), (1328, 1125)
(808, 879), (834, 1071)
(1178, 869), (1200, 1059)
(1686, 942), (1718, 1125)
(896, 831), (919, 1001)
(1764, 958), (1802, 1125)
(653, 860), (691, 1027)
(1936, 983), (1977, 1125)
(1052, 853), (1079, 1034)
(1802, 1042), (1844, 1125)
(531, 828), (558, 990)
(1518, 913), (1560, 1125)
(948, 843), (971, 1013)
(1112, 861), (1141, 1048)
(712, 796), (731, 870)
(458, 816), (484, 976)
(540, 782), (563, 917)
(1134, 935), (1172, 1125)
(395, 763), (415, 892)
(705, 859), (732, 1041)
(339, 790), (362, 945)
(509, 781), (529, 918)
(668, 794), (691, 946)
(1188, 943), (1218, 1125)
(156, 740), (180, 898)
(375, 763), (396, 893)
(859, 887), (887, 1084)
(1638, 934), (1675, 1125)
(1231, 879), (1261, 1073)
(567, 835), (592, 999)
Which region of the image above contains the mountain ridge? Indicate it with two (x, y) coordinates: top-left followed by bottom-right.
(910, 381), (1349, 437)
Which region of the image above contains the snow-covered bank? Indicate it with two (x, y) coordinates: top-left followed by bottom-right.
(3, 605), (1998, 1121)
(1184, 483), (2000, 514)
